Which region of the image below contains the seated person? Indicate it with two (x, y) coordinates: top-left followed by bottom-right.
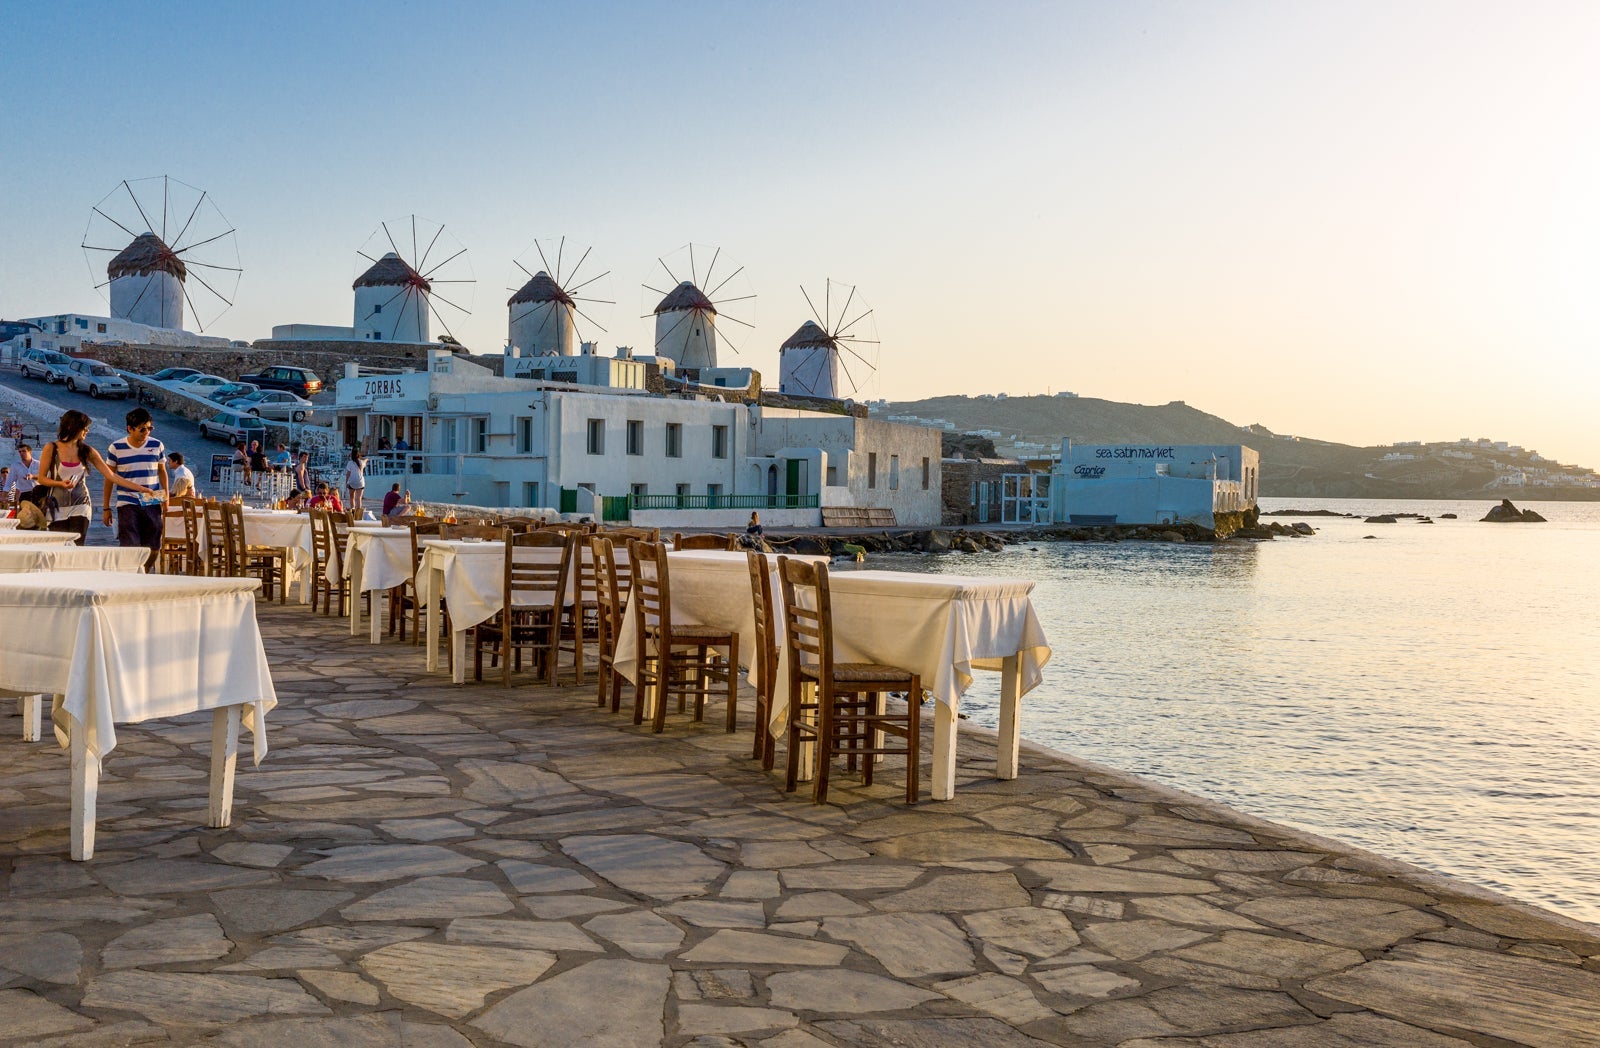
(284, 488), (309, 511)
(167, 451), (197, 499)
(381, 483), (411, 521)
(308, 482), (344, 513)
(394, 437), (410, 451)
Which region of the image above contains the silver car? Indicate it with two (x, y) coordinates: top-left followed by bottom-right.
(226, 389), (314, 422)
(63, 358), (130, 399)
(17, 348), (74, 383)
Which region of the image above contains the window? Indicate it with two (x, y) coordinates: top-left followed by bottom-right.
(586, 418), (605, 455)
(712, 425), (728, 459)
(676, 483), (692, 500)
(922, 457), (930, 489)
(826, 464), (838, 486)
(517, 416), (534, 454)
(75, 318), (88, 329)
(707, 483), (723, 500)
(867, 452), (878, 489)
(665, 423), (682, 458)
(631, 483), (648, 500)
(471, 417), (488, 453)
(373, 303), (382, 314)
(523, 482), (540, 507)
(372, 332), (382, 340)
(96, 323), (106, 333)
(439, 419), (459, 453)
(626, 419), (643, 456)
(889, 455), (900, 490)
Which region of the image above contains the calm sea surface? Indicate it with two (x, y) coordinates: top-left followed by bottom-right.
(853, 498), (1600, 925)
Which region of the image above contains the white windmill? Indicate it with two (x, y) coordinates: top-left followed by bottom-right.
(779, 279), (879, 400)
(353, 216), (474, 344)
(507, 237), (613, 357)
(642, 244), (755, 371)
(81, 176), (241, 331)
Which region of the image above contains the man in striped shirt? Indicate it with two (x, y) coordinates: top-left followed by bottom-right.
(103, 407), (169, 570)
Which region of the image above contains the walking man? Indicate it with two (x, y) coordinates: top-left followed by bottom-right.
(103, 407), (168, 570)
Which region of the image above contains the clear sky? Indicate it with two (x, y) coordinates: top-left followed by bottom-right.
(4, 1), (1597, 466)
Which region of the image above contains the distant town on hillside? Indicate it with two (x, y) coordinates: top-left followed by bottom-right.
(870, 394), (1599, 502)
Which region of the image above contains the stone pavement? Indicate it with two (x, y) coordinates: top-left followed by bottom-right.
(3, 600), (1600, 1047)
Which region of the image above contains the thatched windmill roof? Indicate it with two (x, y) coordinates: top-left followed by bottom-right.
(653, 281), (716, 315)
(508, 270), (574, 308)
(354, 252), (430, 291)
(781, 320), (836, 350)
(107, 232), (186, 281)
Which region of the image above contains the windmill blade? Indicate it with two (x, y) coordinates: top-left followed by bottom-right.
(173, 227), (236, 255)
(655, 256), (682, 287)
(417, 222), (444, 273)
(357, 249), (382, 265)
(411, 286), (429, 339)
(421, 246), (467, 280)
(571, 303), (608, 334)
(571, 294), (615, 306)
(554, 237), (566, 283)
(181, 260), (244, 273)
(800, 285), (825, 327)
(564, 244), (591, 287)
(177, 278), (204, 330)
(837, 351), (859, 394)
(424, 292), (459, 342)
(534, 238), (556, 277)
(82, 244), (127, 254)
(840, 341), (878, 370)
(513, 258), (536, 281)
(641, 283), (672, 302)
(718, 328), (744, 356)
(187, 268), (235, 308)
(688, 244), (698, 287)
(123, 271), (156, 317)
(161, 177), (168, 242)
(428, 289), (471, 315)
(411, 216), (418, 273)
(122, 181), (157, 239)
(92, 206), (140, 242)
(700, 246), (721, 292)
(424, 279), (474, 285)
(709, 293), (756, 307)
(835, 307), (875, 339)
(509, 302), (546, 330)
(566, 268), (610, 295)
(833, 285), (858, 333)
(653, 308), (693, 348)
(716, 312), (755, 330)
(170, 190), (207, 249)
(382, 222), (403, 263)
(705, 264), (745, 299)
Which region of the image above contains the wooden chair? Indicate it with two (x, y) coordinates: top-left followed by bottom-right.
(160, 498), (201, 575)
(393, 519), (443, 643)
(603, 526), (660, 544)
(440, 523), (505, 541)
(500, 518), (536, 535)
(777, 556), (922, 804)
(746, 551), (780, 770)
(626, 539), (740, 734)
(308, 508), (348, 616)
(474, 529), (568, 686)
(590, 535), (629, 712)
(222, 502), (288, 602)
(673, 532), (736, 551)
(202, 500), (230, 577)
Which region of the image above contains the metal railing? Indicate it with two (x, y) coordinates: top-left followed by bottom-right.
(630, 493), (819, 511)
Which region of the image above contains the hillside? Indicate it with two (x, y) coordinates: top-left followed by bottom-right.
(879, 395), (1598, 500)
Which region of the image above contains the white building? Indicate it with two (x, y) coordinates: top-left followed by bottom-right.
(0, 313), (230, 356)
(108, 233), (186, 329)
(334, 349), (942, 527)
(1049, 442), (1259, 529)
(778, 321), (839, 399)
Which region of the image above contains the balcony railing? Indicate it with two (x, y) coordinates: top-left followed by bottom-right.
(631, 493), (819, 511)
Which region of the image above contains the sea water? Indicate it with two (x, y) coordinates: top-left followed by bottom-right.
(855, 498), (1600, 925)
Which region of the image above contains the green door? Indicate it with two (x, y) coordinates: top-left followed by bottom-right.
(785, 459), (802, 509)
(559, 487), (577, 513)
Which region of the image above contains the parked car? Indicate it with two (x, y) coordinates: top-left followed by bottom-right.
(149, 367), (202, 383)
(241, 365), (323, 397)
(226, 388), (315, 422)
(207, 381), (258, 404)
(17, 348), (74, 383)
(197, 410), (269, 446)
(63, 359), (130, 399)
(173, 374), (233, 397)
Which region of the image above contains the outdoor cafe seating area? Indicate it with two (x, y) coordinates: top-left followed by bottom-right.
(1, 497), (1051, 863)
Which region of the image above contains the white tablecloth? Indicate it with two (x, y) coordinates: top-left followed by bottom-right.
(417, 539), (575, 683)
(0, 531), (80, 546)
(344, 527), (417, 642)
(165, 508), (317, 601)
(0, 546), (151, 573)
(0, 571), (277, 761)
(0, 518), (18, 530)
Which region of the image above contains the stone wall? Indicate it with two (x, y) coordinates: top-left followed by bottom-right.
(80, 339), (469, 387)
(940, 457), (1021, 526)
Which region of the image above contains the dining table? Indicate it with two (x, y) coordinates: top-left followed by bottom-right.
(343, 525), (420, 642)
(0, 530), (80, 546)
(0, 572), (277, 859)
(0, 517), (18, 530)
(773, 569), (1051, 801)
(417, 538), (577, 684)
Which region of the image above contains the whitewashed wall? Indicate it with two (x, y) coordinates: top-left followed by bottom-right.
(111, 272), (184, 329)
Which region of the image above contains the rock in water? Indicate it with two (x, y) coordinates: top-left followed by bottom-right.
(1365, 515), (1398, 524)
(1481, 499), (1546, 523)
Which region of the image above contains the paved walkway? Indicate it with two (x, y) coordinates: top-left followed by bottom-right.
(2, 600), (1599, 1046)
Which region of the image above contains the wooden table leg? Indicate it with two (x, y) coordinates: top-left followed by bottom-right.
(20, 694), (43, 742)
(70, 718), (99, 860)
(452, 628), (467, 685)
(997, 653), (1021, 780)
(348, 549), (364, 637)
(424, 573), (441, 672)
(208, 706), (241, 828)
(932, 700), (958, 801)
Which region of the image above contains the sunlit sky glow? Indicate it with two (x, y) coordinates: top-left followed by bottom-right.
(4, 1), (1597, 465)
